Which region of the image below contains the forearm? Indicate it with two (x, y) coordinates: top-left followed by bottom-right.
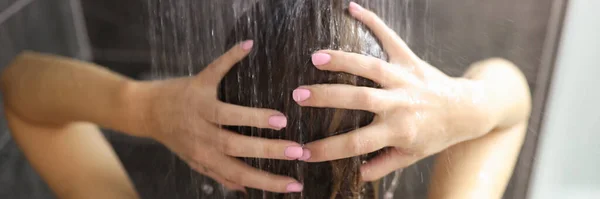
(428, 122), (527, 199)
(428, 58), (531, 198)
(5, 110), (139, 199)
(1, 51), (146, 137)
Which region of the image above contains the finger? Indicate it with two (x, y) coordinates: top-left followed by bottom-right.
(210, 174), (246, 193)
(293, 84), (400, 113)
(203, 155), (303, 193)
(312, 50), (419, 87)
(348, 2), (420, 64)
(182, 156), (247, 192)
(200, 40), (254, 84)
(360, 148), (421, 182)
(209, 125), (305, 160)
(206, 102), (287, 130)
(303, 124), (390, 162)
(189, 162), (246, 192)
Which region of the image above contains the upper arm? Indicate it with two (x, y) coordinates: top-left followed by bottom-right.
(5, 109), (139, 199)
(427, 122), (528, 199)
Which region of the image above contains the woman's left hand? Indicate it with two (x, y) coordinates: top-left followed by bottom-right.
(294, 2), (498, 181)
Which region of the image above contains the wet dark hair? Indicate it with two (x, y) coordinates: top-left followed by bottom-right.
(219, 0), (387, 198)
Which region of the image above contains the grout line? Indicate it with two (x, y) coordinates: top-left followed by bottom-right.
(0, 0), (35, 25)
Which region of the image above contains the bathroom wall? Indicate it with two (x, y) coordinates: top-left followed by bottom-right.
(528, 0), (600, 198)
(0, 0), (565, 198)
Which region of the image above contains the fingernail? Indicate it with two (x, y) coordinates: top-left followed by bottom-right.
(292, 88), (311, 102)
(286, 182), (304, 192)
(284, 146), (304, 159)
(298, 148), (311, 161)
(349, 2), (364, 14)
(241, 40), (254, 51)
(268, 115), (287, 128)
(311, 52), (331, 66)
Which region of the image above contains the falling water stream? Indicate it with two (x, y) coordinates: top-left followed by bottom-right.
(144, 1), (422, 198)
(141, 0), (543, 198)
(146, 0), (426, 78)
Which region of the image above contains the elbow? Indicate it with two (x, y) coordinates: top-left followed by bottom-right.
(1, 51), (35, 93)
(467, 57), (532, 129)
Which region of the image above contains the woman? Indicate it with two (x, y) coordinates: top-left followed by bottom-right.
(0, 1), (530, 199)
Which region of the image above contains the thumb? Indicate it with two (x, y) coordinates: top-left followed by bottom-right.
(199, 40), (254, 85)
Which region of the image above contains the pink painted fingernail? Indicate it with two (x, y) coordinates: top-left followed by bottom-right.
(298, 148), (311, 161)
(268, 115), (287, 128)
(284, 146), (303, 159)
(241, 40), (254, 51)
(286, 182), (304, 192)
(311, 53), (331, 66)
(292, 88), (311, 102)
(349, 2), (364, 14)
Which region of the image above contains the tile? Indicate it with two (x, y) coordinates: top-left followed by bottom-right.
(0, 0), (18, 15)
(0, 0), (84, 67)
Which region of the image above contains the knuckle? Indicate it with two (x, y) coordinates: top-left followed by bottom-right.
(357, 90), (377, 111)
(215, 106), (231, 123)
(370, 59), (388, 79)
(347, 134), (368, 154)
(329, 52), (347, 70)
(225, 47), (241, 59)
(208, 59), (225, 73)
(231, 47), (249, 61)
(203, 104), (220, 123)
(364, 11), (379, 24)
(227, 172), (246, 185)
(393, 120), (417, 146)
(198, 146), (217, 160)
(190, 153), (208, 166)
(229, 51), (244, 62)
(371, 59), (386, 73)
(308, 85), (327, 106)
(203, 63), (218, 74)
(220, 137), (238, 156)
(262, 143), (276, 158)
(215, 105), (237, 125)
(403, 128), (418, 146)
(253, 109), (272, 128)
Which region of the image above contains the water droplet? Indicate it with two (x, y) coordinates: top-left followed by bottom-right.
(202, 184), (214, 195)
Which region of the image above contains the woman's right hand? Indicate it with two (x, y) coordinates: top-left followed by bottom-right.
(127, 41), (305, 193)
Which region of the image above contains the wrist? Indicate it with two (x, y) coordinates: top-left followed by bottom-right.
(452, 78), (501, 139)
(113, 80), (155, 138)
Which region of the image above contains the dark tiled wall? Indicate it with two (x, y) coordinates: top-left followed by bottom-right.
(0, 0), (18, 12)
(0, 0), (90, 198)
(0, 0), (557, 198)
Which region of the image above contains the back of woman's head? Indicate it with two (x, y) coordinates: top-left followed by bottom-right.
(219, 0), (386, 198)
